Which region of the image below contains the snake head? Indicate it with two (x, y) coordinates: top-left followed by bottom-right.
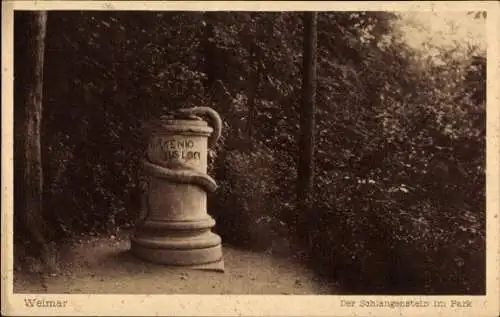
(176, 107), (222, 147)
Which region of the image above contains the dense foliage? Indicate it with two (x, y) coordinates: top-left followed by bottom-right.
(14, 11), (486, 294)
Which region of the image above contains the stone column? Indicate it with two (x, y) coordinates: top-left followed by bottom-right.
(131, 109), (224, 271)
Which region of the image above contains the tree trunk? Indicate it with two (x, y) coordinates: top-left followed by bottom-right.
(203, 11), (217, 94)
(16, 11), (52, 268)
(246, 17), (261, 150)
(246, 54), (260, 149)
(296, 12), (318, 251)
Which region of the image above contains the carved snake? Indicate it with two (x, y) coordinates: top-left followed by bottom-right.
(142, 107), (222, 194)
(143, 159), (217, 193)
(176, 106), (222, 147)
(137, 107), (221, 224)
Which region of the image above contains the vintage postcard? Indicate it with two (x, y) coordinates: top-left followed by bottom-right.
(1, 1), (499, 316)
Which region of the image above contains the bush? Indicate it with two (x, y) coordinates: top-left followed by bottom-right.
(211, 145), (293, 252)
(301, 47), (486, 294)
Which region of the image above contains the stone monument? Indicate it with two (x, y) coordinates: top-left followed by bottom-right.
(130, 107), (224, 271)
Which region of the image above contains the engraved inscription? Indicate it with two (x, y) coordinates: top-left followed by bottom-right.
(149, 137), (201, 162)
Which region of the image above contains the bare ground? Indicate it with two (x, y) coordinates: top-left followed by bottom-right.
(13, 232), (337, 294)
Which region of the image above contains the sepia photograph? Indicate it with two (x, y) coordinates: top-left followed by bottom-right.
(2, 1), (499, 316)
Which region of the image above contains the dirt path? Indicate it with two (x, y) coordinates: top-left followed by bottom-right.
(14, 233), (337, 294)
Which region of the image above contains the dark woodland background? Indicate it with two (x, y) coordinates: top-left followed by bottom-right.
(13, 10), (486, 295)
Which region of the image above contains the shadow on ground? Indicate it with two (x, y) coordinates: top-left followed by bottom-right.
(14, 233), (338, 294)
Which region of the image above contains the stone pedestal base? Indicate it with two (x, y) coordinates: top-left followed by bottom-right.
(130, 218), (224, 272)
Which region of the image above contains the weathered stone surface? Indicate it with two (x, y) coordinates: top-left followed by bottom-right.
(131, 108), (224, 271)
